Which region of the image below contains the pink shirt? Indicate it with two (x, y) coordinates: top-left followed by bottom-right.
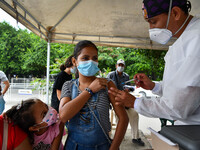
(33, 121), (63, 150)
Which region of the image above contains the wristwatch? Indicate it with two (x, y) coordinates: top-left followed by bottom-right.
(85, 88), (94, 96)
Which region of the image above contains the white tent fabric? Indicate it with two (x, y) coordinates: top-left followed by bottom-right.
(1, 0), (200, 103)
(1, 0), (199, 51)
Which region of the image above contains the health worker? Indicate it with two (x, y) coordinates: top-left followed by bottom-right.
(108, 0), (200, 125)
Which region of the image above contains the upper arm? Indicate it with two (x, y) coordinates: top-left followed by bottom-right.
(2, 80), (10, 94)
(107, 81), (127, 119)
(60, 80), (72, 101)
(3, 80), (10, 87)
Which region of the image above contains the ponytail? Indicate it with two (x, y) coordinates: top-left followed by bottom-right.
(59, 55), (74, 71)
(60, 64), (66, 71)
(64, 55), (73, 68)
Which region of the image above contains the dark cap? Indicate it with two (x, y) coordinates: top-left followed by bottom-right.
(142, 0), (187, 19)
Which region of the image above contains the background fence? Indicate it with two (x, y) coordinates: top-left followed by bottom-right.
(2, 77), (53, 104)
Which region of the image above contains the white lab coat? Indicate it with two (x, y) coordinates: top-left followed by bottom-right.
(134, 17), (200, 125)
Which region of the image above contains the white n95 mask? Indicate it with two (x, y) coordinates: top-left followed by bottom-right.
(149, 28), (172, 45)
(117, 66), (124, 72)
(148, 0), (190, 45)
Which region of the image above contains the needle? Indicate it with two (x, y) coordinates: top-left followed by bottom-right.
(121, 78), (139, 85)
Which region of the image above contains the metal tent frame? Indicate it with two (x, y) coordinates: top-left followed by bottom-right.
(1, 0), (82, 103)
(0, 0), (200, 103)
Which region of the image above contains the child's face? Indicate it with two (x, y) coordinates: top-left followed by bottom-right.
(75, 46), (98, 66)
(30, 100), (49, 130)
(29, 100), (58, 132)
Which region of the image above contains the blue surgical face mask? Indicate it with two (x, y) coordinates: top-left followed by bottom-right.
(70, 66), (77, 74)
(77, 60), (100, 76)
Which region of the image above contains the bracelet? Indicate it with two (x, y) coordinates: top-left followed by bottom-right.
(85, 88), (94, 96)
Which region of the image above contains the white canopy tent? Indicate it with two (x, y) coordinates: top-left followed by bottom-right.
(0, 0), (200, 103)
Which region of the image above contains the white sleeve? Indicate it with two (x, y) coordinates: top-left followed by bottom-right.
(0, 71), (8, 82)
(152, 81), (163, 96)
(134, 27), (200, 122)
(134, 56), (200, 121)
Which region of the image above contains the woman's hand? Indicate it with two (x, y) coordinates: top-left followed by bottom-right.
(88, 78), (108, 93)
(134, 73), (155, 90)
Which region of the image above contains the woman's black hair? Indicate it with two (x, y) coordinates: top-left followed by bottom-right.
(5, 98), (38, 144)
(60, 55), (74, 71)
(73, 40), (98, 60)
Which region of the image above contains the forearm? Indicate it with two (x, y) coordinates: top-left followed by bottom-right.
(110, 111), (128, 149)
(59, 91), (91, 122)
(50, 122), (64, 150)
(2, 81), (10, 95)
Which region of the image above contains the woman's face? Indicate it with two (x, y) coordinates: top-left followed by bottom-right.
(75, 46), (98, 66)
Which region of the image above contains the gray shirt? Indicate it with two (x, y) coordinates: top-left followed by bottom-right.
(61, 79), (111, 133)
(107, 70), (130, 90)
(0, 71), (8, 83)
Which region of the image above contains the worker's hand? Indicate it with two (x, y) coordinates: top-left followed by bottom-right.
(134, 73), (155, 90)
(88, 78), (108, 93)
(108, 87), (135, 108)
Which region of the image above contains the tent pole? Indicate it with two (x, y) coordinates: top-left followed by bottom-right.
(46, 39), (51, 104)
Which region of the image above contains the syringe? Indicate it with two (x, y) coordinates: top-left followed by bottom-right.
(121, 78), (139, 85)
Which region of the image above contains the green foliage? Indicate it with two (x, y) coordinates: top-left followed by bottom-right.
(21, 33), (47, 76)
(30, 78), (54, 94)
(49, 43), (74, 75)
(0, 22), (31, 76)
(0, 21), (74, 77)
(98, 47), (166, 81)
(0, 21), (166, 81)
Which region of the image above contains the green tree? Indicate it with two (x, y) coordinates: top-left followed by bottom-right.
(49, 43), (74, 75)
(124, 48), (166, 80)
(0, 21), (166, 81)
(98, 46), (166, 81)
(0, 22), (32, 76)
(21, 33), (48, 77)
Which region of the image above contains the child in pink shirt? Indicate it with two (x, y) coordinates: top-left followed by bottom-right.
(5, 98), (64, 150)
